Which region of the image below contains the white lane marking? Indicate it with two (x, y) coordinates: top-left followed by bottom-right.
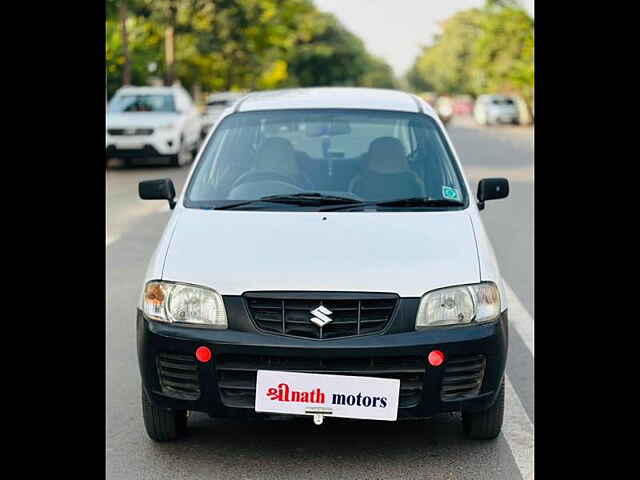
(504, 283), (534, 357)
(501, 282), (534, 478)
(504, 375), (535, 480)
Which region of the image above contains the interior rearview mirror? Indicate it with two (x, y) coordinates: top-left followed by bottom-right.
(477, 177), (509, 210)
(305, 119), (352, 137)
(139, 178), (176, 209)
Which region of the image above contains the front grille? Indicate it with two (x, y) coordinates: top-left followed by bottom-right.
(108, 128), (154, 136)
(156, 353), (200, 400)
(244, 293), (398, 339)
(216, 354), (425, 409)
(440, 355), (486, 401)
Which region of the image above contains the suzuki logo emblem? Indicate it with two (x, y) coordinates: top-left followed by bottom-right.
(310, 306), (333, 328)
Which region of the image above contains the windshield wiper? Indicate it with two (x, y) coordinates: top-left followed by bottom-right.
(376, 197), (465, 207)
(214, 193), (362, 210)
(321, 197), (465, 211)
(262, 193), (363, 204)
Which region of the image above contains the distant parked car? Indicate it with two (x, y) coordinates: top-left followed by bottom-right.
(106, 85), (202, 167)
(473, 95), (519, 126)
(201, 92), (246, 139)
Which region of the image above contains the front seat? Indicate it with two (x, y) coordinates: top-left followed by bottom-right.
(253, 137), (312, 188)
(350, 136), (425, 200)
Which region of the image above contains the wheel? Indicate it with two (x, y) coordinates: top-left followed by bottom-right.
(141, 387), (188, 441)
(462, 379), (504, 440)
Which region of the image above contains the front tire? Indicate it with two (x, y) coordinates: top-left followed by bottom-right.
(462, 380), (504, 440)
(141, 387), (187, 442)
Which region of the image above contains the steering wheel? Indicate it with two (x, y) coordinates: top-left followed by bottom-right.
(231, 170), (302, 191)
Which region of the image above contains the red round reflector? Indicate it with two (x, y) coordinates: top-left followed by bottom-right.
(428, 350), (445, 367)
(195, 346), (212, 363)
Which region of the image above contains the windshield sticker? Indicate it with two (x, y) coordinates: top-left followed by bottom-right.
(442, 186), (459, 200)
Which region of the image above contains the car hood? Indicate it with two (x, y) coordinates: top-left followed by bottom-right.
(162, 209), (480, 297)
(106, 112), (179, 128)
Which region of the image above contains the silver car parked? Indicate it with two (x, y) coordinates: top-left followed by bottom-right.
(474, 94), (519, 126)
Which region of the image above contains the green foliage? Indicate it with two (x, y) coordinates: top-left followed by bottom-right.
(410, 9), (484, 96)
(360, 55), (397, 89)
(406, 3), (533, 110)
(470, 6), (533, 107)
(287, 13), (393, 88)
(106, 11), (165, 97)
(106, 0), (397, 99)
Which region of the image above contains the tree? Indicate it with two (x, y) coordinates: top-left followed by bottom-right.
(406, 9), (484, 95)
(405, 1), (533, 112)
(288, 13), (396, 88)
(469, 6), (533, 109)
(106, 0), (397, 98)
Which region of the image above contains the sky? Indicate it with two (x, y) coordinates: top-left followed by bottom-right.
(312, 0), (534, 78)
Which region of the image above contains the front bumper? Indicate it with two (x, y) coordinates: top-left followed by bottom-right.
(488, 111), (519, 124)
(106, 129), (180, 157)
(137, 308), (508, 419)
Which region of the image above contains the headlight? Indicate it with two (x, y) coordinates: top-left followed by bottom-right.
(158, 123), (175, 130)
(415, 282), (500, 328)
(143, 281), (227, 328)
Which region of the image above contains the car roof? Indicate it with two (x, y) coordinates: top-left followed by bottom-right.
(235, 87), (435, 115)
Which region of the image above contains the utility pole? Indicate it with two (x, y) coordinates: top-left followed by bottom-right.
(119, 2), (131, 86)
(164, 0), (177, 86)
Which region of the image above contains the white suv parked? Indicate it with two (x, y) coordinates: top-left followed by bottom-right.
(106, 85), (202, 167)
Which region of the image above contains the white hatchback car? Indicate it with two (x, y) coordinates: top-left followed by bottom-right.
(137, 87), (510, 442)
(106, 85), (202, 167)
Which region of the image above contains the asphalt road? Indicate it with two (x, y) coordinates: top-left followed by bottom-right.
(106, 115), (534, 479)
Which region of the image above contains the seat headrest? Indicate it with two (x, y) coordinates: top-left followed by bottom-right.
(367, 136), (408, 174)
(255, 137), (298, 175)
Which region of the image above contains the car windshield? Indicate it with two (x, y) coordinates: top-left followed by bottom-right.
(185, 109), (467, 210)
(108, 94), (176, 113)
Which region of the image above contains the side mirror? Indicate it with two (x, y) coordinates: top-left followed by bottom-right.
(477, 177), (509, 210)
(139, 179), (176, 209)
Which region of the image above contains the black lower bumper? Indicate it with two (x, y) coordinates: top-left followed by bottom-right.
(137, 309), (508, 419)
(106, 145), (173, 159)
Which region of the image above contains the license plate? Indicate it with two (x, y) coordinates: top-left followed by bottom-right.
(255, 370), (400, 421)
(118, 142), (144, 149)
